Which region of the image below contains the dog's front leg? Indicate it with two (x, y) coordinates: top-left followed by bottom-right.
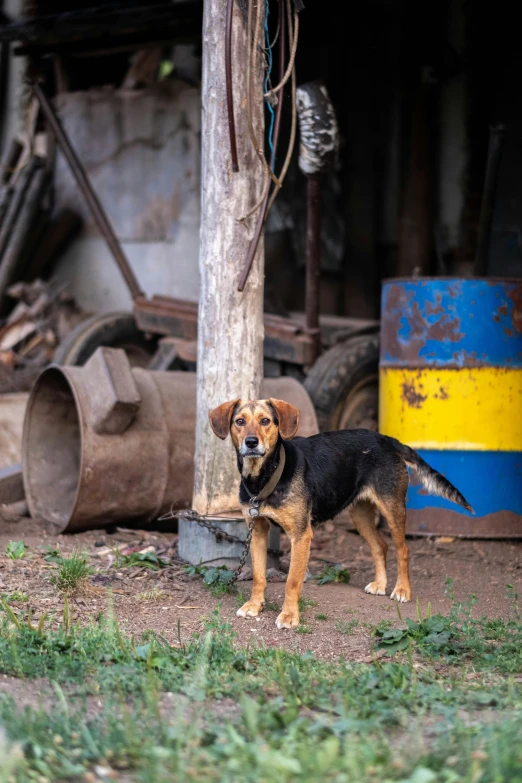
(276, 524), (313, 630)
(237, 516), (270, 618)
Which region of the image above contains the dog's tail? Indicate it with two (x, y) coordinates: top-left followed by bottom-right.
(394, 440), (474, 513)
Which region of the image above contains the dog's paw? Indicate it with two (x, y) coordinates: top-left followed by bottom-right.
(390, 585), (411, 603)
(275, 609), (299, 630)
(364, 581), (387, 596)
(237, 600), (264, 618)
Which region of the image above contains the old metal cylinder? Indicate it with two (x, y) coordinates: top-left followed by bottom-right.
(379, 278), (522, 538)
(22, 348), (318, 533)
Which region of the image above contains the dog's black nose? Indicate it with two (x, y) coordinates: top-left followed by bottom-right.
(245, 436), (259, 448)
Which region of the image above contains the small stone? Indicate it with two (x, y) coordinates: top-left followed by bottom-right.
(94, 766), (115, 778)
(266, 568), (286, 583)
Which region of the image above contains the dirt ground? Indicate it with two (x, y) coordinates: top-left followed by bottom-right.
(1, 512), (521, 667)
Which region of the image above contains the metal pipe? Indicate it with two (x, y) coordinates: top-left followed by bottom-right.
(474, 124), (506, 277)
(305, 174), (321, 363)
(30, 81), (144, 300)
(295, 80), (339, 361)
(225, 0), (239, 173)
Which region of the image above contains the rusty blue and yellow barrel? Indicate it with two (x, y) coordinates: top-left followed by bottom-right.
(379, 278), (522, 537)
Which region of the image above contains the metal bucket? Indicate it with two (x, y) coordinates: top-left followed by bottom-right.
(379, 278), (522, 538)
(22, 347), (318, 533)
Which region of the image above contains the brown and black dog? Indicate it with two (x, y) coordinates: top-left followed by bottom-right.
(209, 398), (473, 630)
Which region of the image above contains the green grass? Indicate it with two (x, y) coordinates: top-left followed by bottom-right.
(48, 551), (92, 596)
(315, 613), (328, 621)
(0, 589), (522, 782)
(5, 540), (26, 560)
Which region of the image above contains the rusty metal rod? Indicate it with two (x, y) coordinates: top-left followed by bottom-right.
(225, 0), (239, 173)
(237, 0), (285, 293)
(30, 80), (144, 300)
(305, 174), (321, 362)
(474, 124), (506, 277)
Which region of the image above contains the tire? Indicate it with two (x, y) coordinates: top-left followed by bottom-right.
(53, 311), (158, 368)
(304, 334), (379, 432)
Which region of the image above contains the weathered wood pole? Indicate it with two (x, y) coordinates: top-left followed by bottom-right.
(192, 0), (266, 516)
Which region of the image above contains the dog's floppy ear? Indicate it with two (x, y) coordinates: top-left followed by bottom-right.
(269, 398), (300, 440)
(209, 399), (240, 440)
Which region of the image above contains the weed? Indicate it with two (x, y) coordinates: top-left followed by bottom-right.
(298, 596), (318, 612)
(313, 563), (350, 585)
(376, 600), (453, 654)
(336, 619), (359, 635)
(296, 624), (313, 634)
(264, 601), (280, 612)
(119, 551), (169, 570)
(2, 591), (28, 603)
(373, 593), (522, 673)
(5, 540), (26, 560)
(507, 583), (520, 620)
(137, 588), (166, 601)
(49, 551), (92, 596)
(315, 613), (328, 621)
(184, 563), (236, 597)
(372, 618), (393, 636)
(42, 546), (64, 564)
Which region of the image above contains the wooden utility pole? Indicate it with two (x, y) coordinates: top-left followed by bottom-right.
(192, 0), (265, 515)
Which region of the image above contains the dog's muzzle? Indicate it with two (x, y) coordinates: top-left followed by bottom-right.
(240, 444), (266, 457)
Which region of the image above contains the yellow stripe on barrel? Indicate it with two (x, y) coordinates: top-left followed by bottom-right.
(379, 367), (522, 451)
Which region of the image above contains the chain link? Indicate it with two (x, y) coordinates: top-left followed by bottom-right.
(231, 519), (255, 583)
(160, 508), (283, 584)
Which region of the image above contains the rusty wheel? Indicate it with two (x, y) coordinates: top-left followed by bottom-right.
(304, 334), (379, 432)
(53, 311), (158, 368)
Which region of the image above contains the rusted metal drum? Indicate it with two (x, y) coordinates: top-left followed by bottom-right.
(22, 347), (318, 533)
(380, 278), (522, 538)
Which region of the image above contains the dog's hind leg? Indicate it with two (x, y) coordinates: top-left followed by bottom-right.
(276, 523), (313, 630)
(350, 500), (388, 596)
(237, 517), (270, 618)
(372, 476), (411, 603)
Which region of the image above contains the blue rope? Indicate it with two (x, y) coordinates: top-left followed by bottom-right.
(264, 1), (276, 170)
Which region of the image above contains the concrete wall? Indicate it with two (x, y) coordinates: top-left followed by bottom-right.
(52, 80), (201, 312)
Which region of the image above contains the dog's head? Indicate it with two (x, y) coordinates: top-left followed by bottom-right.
(209, 398), (300, 459)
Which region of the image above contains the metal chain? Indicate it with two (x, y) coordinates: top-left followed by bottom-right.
(159, 508), (283, 583)
(231, 519), (255, 583)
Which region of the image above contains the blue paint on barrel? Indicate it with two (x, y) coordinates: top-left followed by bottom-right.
(381, 278), (522, 368)
(407, 450), (522, 517)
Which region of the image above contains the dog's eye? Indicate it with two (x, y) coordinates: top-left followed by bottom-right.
(235, 418), (245, 426)
(260, 417), (270, 426)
